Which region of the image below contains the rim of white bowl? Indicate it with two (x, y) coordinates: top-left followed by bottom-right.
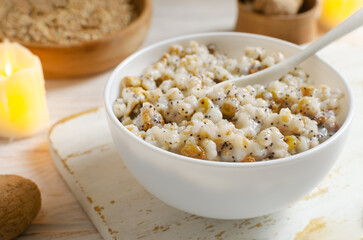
(104, 32), (354, 168)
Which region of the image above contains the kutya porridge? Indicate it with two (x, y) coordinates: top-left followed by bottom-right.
(113, 41), (343, 162)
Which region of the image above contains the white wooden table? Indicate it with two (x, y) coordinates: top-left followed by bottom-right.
(1, 0), (363, 239)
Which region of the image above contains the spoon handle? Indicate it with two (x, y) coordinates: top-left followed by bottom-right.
(285, 7), (363, 72)
(227, 7), (363, 87)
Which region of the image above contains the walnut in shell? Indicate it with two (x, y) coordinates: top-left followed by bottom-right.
(253, 0), (303, 15)
(0, 175), (41, 240)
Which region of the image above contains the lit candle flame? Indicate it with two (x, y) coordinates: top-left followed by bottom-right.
(4, 61), (12, 77)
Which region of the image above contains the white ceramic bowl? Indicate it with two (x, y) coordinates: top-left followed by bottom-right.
(104, 32), (354, 219)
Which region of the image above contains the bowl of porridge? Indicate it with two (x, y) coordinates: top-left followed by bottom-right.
(104, 32), (353, 219)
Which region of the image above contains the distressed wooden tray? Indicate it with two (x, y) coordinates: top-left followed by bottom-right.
(48, 106), (363, 240)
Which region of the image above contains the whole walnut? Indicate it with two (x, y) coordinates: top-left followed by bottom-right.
(0, 175), (41, 240)
(253, 0), (304, 15)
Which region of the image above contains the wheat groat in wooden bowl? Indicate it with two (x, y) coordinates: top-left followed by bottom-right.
(0, 0), (152, 78)
(0, 175), (41, 240)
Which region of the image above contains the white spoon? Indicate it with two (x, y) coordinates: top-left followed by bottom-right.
(214, 7), (363, 89)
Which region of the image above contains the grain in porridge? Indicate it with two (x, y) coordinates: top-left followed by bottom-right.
(113, 41), (343, 162)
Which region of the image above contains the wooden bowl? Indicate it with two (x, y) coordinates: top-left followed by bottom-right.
(235, 0), (318, 44)
(20, 0), (151, 79)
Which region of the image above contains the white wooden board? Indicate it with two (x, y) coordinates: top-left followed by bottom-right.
(49, 105), (363, 240)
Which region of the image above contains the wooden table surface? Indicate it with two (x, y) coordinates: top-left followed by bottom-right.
(1, 0), (362, 239)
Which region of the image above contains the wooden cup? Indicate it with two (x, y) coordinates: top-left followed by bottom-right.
(235, 0), (318, 44)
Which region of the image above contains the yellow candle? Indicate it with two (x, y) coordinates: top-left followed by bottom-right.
(0, 41), (49, 139)
(320, 0), (363, 29)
